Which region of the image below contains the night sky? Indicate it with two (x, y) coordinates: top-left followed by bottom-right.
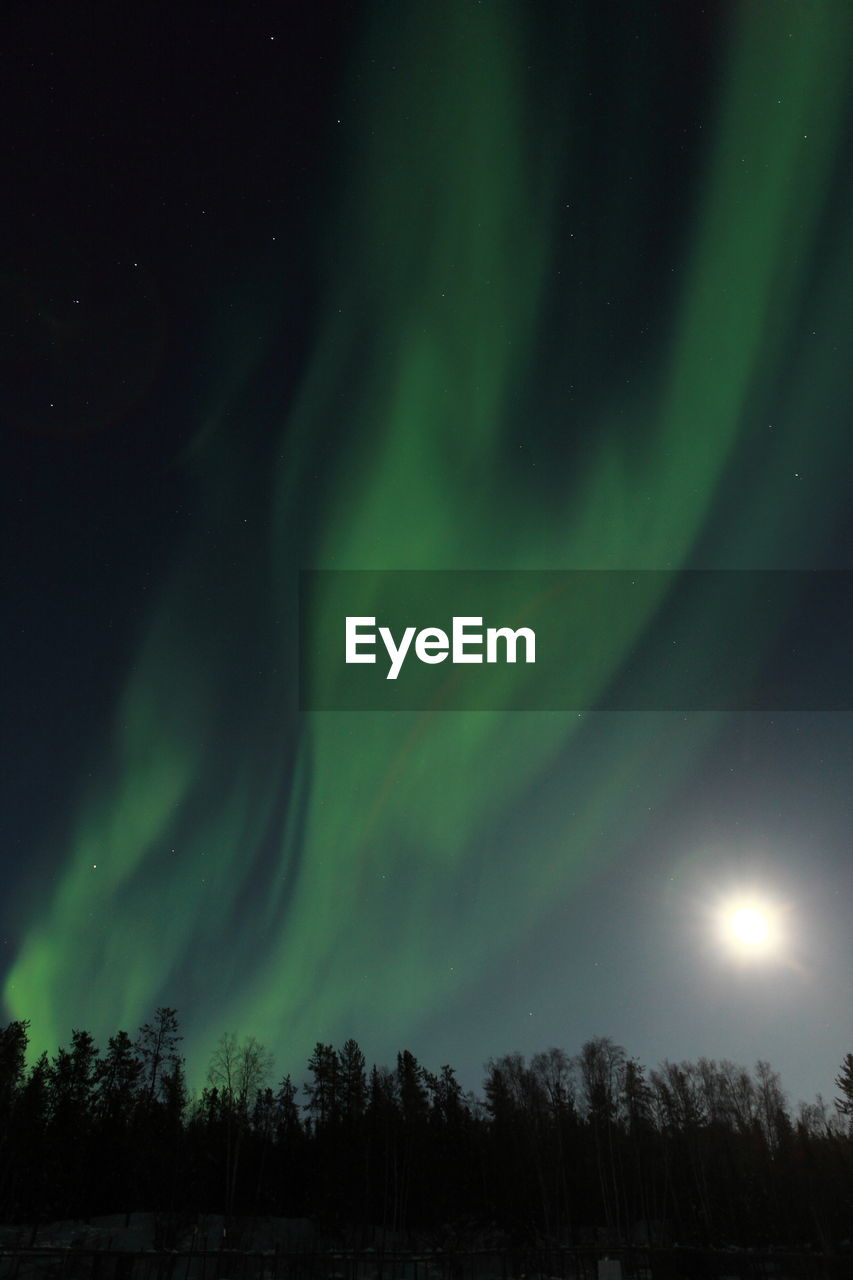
(3, 1), (853, 1110)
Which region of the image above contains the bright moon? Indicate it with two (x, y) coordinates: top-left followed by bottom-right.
(712, 901), (783, 962)
(726, 906), (770, 949)
(701, 881), (790, 965)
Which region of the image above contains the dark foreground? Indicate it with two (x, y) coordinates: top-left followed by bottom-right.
(0, 1245), (850, 1280)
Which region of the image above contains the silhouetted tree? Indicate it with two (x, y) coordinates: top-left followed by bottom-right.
(834, 1052), (853, 1128)
(208, 1031), (273, 1217)
(272, 1075), (307, 1216)
(136, 1007), (182, 1108)
(579, 1037), (626, 1239)
(366, 1064), (400, 1234)
(46, 1029), (100, 1216)
(339, 1038), (368, 1126)
(95, 1030), (141, 1125)
(0, 1021), (30, 1218)
(305, 1042), (341, 1130)
(15, 1051), (51, 1226)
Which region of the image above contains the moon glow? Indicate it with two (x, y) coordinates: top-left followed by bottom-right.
(726, 906), (770, 949)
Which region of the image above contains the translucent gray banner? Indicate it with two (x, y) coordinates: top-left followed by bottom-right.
(299, 571), (851, 711)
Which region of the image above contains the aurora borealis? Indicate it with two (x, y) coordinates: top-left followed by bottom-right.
(3, 1), (853, 1104)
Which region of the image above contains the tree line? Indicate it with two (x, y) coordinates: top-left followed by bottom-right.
(1, 1012), (852, 1250)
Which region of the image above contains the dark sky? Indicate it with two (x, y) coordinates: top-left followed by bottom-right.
(2, 1), (852, 1109)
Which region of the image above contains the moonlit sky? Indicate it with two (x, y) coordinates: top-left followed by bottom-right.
(2, 1), (852, 1108)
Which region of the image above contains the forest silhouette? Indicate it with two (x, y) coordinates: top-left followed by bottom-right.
(1, 1013), (852, 1251)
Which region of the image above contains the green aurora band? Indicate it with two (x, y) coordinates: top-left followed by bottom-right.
(6, 1), (853, 1076)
